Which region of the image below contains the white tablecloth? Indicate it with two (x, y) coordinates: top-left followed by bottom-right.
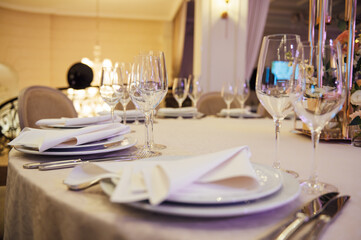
(4, 117), (361, 240)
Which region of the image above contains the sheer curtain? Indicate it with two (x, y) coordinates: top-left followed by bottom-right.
(172, 0), (188, 79)
(246, 0), (270, 81)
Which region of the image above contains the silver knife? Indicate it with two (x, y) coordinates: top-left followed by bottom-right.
(299, 195), (350, 240)
(259, 191), (339, 240)
(38, 156), (136, 170)
(23, 154), (135, 169)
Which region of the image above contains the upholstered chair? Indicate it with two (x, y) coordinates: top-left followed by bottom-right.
(18, 85), (78, 129)
(197, 92), (240, 116)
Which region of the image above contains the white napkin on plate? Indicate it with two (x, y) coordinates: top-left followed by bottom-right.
(64, 146), (259, 205)
(98, 110), (144, 118)
(35, 115), (121, 127)
(8, 123), (130, 152)
(157, 107), (198, 116)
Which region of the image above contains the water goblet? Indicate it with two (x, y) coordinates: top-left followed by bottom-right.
(290, 41), (346, 194)
(187, 74), (203, 118)
(99, 66), (121, 123)
(221, 81), (236, 118)
(256, 34), (300, 177)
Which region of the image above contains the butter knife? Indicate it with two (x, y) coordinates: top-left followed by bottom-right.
(299, 195), (350, 240)
(260, 191), (339, 240)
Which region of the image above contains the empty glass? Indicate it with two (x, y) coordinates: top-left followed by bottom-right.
(187, 75), (203, 108)
(130, 53), (167, 156)
(172, 78), (189, 108)
(117, 62), (132, 124)
(290, 41), (346, 194)
(236, 80), (250, 113)
(99, 66), (122, 122)
(256, 34), (300, 177)
(221, 81), (236, 118)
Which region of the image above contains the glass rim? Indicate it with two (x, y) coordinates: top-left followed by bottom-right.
(264, 34), (300, 41)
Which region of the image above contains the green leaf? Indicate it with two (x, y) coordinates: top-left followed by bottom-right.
(349, 116), (361, 125)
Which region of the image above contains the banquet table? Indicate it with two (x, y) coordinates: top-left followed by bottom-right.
(4, 117), (361, 240)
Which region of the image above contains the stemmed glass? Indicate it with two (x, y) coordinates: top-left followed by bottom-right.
(117, 62), (131, 124)
(256, 34), (300, 176)
(236, 80), (250, 113)
(290, 41), (346, 194)
(99, 66), (121, 123)
(187, 75), (203, 108)
(221, 81), (236, 118)
(148, 51), (168, 150)
(129, 53), (167, 156)
(172, 78), (189, 108)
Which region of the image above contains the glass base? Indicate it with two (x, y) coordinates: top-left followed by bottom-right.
(300, 179), (338, 195)
(151, 143), (167, 150)
(283, 169), (299, 178)
(136, 146), (162, 159)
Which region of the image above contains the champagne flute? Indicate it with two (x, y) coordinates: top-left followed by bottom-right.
(172, 77), (189, 108)
(118, 62), (132, 124)
(221, 81), (236, 118)
(236, 80), (250, 113)
(256, 34), (300, 176)
(99, 66), (121, 123)
(129, 54), (166, 156)
(290, 41), (345, 194)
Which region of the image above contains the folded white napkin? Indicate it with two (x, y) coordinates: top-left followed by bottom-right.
(8, 123), (130, 152)
(64, 146), (259, 205)
(98, 110), (144, 118)
(157, 107), (198, 116)
(35, 115), (121, 127)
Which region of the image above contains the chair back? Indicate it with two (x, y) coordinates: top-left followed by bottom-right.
(197, 92), (240, 115)
(18, 86), (78, 129)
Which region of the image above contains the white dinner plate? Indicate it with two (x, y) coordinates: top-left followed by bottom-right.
(50, 134), (125, 149)
(157, 111), (204, 118)
(15, 136), (137, 156)
(100, 169), (300, 218)
(217, 111), (262, 119)
(167, 163), (282, 204)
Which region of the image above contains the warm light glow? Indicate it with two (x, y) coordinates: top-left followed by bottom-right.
(81, 58), (94, 68)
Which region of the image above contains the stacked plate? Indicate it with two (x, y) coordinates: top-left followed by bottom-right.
(100, 159), (300, 218)
(15, 136), (137, 156)
(98, 110), (145, 123)
(156, 107), (204, 119)
(217, 108), (262, 119)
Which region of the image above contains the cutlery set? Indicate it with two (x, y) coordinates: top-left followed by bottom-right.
(260, 192), (350, 240)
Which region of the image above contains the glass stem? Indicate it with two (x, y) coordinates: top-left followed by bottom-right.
(123, 105), (127, 125)
(111, 106), (115, 123)
(240, 102), (244, 110)
(273, 119), (281, 169)
(144, 112), (151, 151)
(149, 110), (155, 149)
(309, 130), (321, 187)
(227, 103), (231, 118)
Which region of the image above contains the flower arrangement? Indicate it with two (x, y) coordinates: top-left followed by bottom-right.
(335, 30), (361, 140)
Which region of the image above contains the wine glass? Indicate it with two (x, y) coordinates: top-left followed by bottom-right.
(172, 78), (189, 108)
(117, 62), (132, 125)
(129, 54), (167, 156)
(290, 41), (346, 194)
(187, 75), (203, 107)
(256, 34), (300, 176)
(236, 80), (250, 113)
(221, 81), (236, 118)
(99, 66), (121, 123)
(148, 50), (168, 151)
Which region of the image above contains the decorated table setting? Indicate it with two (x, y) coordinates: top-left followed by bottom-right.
(4, 40), (361, 240)
(4, 116), (361, 240)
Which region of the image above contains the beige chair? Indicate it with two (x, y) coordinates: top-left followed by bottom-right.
(18, 85), (78, 129)
(197, 92), (240, 116)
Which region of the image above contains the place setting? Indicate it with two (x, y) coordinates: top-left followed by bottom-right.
(156, 76), (204, 119)
(63, 145), (301, 218)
